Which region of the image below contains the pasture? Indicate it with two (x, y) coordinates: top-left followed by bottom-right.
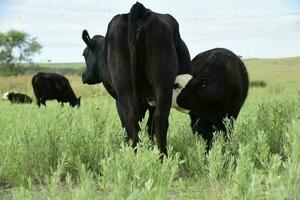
(0, 57), (299, 199)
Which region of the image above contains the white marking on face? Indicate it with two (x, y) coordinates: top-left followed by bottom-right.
(172, 74), (193, 114)
(2, 92), (9, 100)
(147, 74), (193, 114)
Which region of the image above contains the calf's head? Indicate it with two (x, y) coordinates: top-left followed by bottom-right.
(177, 74), (225, 115)
(2, 92), (10, 101)
(82, 30), (104, 85)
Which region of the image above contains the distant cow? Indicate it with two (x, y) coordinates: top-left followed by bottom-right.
(177, 48), (249, 150)
(2, 92), (33, 104)
(82, 2), (191, 155)
(32, 72), (81, 107)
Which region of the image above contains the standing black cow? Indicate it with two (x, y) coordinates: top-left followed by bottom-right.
(2, 92), (33, 104)
(32, 72), (81, 107)
(82, 2), (191, 155)
(177, 48), (249, 150)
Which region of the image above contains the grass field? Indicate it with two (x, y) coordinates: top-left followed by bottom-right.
(0, 57), (299, 199)
(37, 63), (84, 69)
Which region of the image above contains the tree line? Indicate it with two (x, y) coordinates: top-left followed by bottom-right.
(0, 29), (42, 68)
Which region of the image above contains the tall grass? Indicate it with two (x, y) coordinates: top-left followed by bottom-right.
(0, 89), (298, 199)
(0, 57), (300, 199)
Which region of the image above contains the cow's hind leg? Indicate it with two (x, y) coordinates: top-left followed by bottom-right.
(152, 87), (173, 157)
(107, 14), (148, 150)
(148, 57), (176, 156)
(116, 101), (130, 142)
(109, 38), (142, 147)
(146, 106), (155, 141)
(116, 100), (140, 148)
(145, 28), (178, 156)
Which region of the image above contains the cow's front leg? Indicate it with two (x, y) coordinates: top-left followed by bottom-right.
(146, 106), (155, 141)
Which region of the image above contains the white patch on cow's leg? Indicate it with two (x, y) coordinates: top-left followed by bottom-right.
(172, 74), (193, 114)
(2, 92), (9, 100)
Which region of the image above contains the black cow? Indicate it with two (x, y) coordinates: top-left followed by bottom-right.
(82, 2), (191, 155)
(2, 92), (33, 104)
(32, 72), (81, 107)
(177, 48), (249, 150)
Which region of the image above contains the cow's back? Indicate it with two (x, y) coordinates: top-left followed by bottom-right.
(160, 13), (191, 75)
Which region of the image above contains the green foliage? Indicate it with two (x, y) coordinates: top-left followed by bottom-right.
(226, 145), (257, 199)
(0, 93), (298, 199)
(169, 126), (206, 177)
(256, 100), (295, 156)
(0, 29), (42, 68)
(99, 143), (180, 199)
(0, 57), (300, 198)
(0, 64), (84, 76)
(206, 134), (231, 182)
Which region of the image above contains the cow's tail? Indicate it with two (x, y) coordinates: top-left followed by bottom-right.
(128, 2), (147, 119)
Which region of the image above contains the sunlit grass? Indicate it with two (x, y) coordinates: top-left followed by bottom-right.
(0, 57), (300, 199)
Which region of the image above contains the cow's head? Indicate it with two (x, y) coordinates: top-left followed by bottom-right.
(70, 96), (81, 107)
(177, 75), (225, 114)
(172, 74), (193, 114)
(2, 92), (10, 101)
(82, 30), (105, 85)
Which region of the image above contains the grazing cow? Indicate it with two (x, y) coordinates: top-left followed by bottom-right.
(2, 92), (33, 104)
(32, 72), (81, 107)
(82, 2), (191, 155)
(177, 48), (249, 150)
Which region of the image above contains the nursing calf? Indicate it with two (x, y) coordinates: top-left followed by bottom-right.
(177, 48), (249, 150)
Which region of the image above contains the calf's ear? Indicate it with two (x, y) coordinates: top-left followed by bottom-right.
(82, 30), (93, 49)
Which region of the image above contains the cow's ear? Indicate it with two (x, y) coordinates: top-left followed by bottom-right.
(82, 30), (93, 49)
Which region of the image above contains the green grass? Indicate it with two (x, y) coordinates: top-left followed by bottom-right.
(245, 56), (300, 84)
(0, 63), (84, 77)
(37, 62), (84, 69)
(0, 57), (300, 199)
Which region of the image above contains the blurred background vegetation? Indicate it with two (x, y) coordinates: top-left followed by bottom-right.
(0, 30), (83, 76)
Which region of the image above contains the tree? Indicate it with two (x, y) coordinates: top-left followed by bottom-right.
(0, 29), (42, 68)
